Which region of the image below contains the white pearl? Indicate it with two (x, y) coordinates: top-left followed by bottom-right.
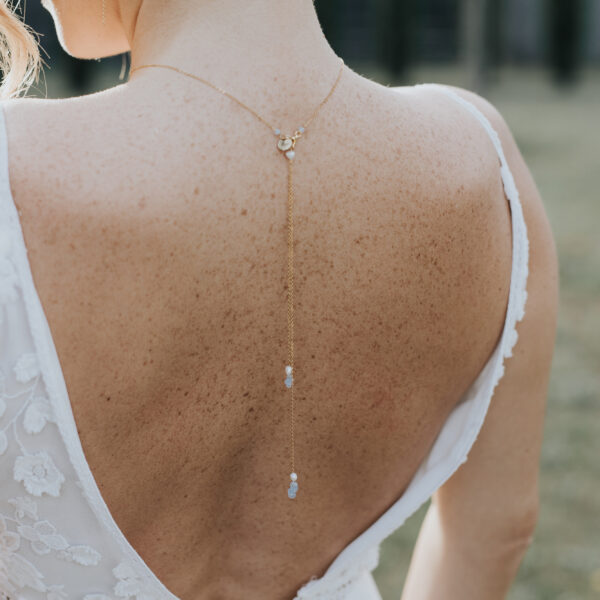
(285, 365), (293, 375)
(285, 150), (295, 160)
(290, 472), (297, 481)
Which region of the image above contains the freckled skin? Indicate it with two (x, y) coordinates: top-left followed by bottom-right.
(4, 70), (512, 598)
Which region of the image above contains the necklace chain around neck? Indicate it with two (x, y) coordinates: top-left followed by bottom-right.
(128, 58), (345, 134)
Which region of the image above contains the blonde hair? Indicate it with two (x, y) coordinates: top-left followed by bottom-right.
(0, 0), (42, 99)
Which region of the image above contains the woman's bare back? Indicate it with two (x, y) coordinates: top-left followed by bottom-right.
(3, 69), (514, 598)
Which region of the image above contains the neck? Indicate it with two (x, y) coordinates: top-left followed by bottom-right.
(127, 0), (341, 89)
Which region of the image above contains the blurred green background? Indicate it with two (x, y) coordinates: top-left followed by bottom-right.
(11, 0), (600, 598)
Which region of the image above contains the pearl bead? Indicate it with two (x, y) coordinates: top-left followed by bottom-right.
(274, 128), (281, 135)
(278, 137), (293, 152)
(285, 365), (293, 375)
(290, 472), (297, 481)
(299, 127), (305, 133)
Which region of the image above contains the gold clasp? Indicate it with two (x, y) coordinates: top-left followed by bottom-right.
(292, 130), (304, 143)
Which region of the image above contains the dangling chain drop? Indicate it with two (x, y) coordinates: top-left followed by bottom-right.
(129, 57), (345, 499)
(277, 126), (304, 498)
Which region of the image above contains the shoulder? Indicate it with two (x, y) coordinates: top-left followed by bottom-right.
(405, 82), (524, 188)
(409, 82), (557, 266)
(432, 84), (559, 296)
(1, 97), (64, 181)
(385, 82), (514, 200)
(0, 97), (80, 231)
(410, 83), (514, 146)
(0, 87), (129, 219)
(1, 85), (126, 160)
(0, 82), (130, 155)
(393, 81), (558, 375)
(421, 83), (559, 365)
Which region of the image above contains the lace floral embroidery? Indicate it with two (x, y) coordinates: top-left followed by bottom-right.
(46, 584), (69, 600)
(8, 495), (102, 564)
(112, 561), (157, 600)
(293, 545), (381, 600)
(1, 346), (103, 596)
(17, 518), (69, 556)
(0, 170), (173, 600)
(79, 562), (159, 600)
(13, 451), (65, 497)
(0, 513), (46, 594)
(23, 395), (56, 434)
(0, 496), (103, 596)
(0, 256), (18, 305)
(0, 353), (65, 497)
(13, 352), (41, 384)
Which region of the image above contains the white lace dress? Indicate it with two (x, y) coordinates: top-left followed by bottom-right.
(0, 84), (529, 600)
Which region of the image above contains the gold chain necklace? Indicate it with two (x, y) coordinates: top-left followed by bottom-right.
(128, 57), (345, 499)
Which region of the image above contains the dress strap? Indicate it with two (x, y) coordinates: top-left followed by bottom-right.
(0, 100), (18, 229)
(415, 83), (530, 360)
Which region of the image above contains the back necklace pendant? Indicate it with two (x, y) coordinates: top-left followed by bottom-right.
(127, 57), (346, 502)
(274, 126), (305, 161)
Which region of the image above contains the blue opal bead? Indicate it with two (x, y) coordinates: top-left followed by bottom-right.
(287, 480), (299, 499)
(285, 376), (293, 388)
(299, 127), (305, 133)
(274, 128), (281, 135)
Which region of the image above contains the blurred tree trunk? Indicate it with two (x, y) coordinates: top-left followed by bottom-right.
(461, 0), (489, 94)
(547, 0), (584, 85)
(485, 0), (503, 85)
(314, 0), (344, 54)
(374, 0), (417, 82)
